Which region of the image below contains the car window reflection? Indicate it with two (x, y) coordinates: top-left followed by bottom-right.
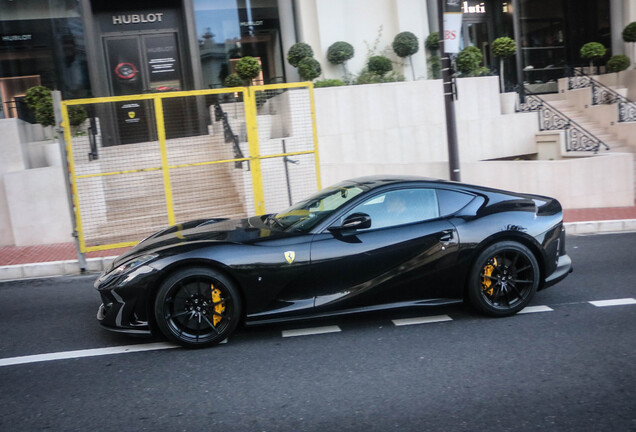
(346, 189), (440, 230)
(267, 185), (366, 232)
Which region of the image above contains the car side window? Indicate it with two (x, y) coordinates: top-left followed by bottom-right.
(437, 189), (475, 216)
(344, 188), (440, 230)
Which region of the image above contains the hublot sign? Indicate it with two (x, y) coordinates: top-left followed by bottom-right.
(112, 13), (164, 25)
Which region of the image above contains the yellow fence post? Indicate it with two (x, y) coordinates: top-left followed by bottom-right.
(60, 101), (87, 253)
(307, 82), (322, 190)
(244, 87), (266, 214)
(154, 96), (176, 226)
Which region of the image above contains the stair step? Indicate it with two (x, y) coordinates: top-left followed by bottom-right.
(548, 99), (571, 106)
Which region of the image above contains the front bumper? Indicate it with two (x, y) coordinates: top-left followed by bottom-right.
(96, 290), (152, 335)
(95, 264), (160, 335)
(541, 253), (573, 290)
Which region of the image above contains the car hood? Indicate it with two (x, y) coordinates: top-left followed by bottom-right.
(110, 216), (287, 268)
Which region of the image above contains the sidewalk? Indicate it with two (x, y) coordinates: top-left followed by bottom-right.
(1, 203), (636, 281)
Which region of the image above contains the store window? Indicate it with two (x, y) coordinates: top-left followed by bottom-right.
(518, 0), (610, 93)
(193, 0), (284, 88)
(0, 0), (90, 119)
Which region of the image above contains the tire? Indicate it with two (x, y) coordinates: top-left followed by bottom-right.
(467, 241), (539, 317)
(154, 267), (241, 348)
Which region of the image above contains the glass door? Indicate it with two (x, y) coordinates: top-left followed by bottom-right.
(463, 21), (492, 69)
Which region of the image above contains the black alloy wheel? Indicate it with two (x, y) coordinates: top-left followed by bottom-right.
(468, 241), (539, 317)
(154, 267), (241, 348)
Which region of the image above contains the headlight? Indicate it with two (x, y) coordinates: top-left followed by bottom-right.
(98, 254), (157, 285)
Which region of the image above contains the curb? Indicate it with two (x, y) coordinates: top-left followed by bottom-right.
(1, 219), (635, 282)
(564, 219), (636, 235)
(0, 256), (116, 282)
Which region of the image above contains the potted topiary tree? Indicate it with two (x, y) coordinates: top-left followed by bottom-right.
(392, 31), (419, 80)
(456, 46), (485, 76)
(623, 22), (636, 69)
(580, 42), (606, 75)
(25, 85), (87, 166)
(368, 55), (393, 78)
(425, 32), (441, 80)
(491, 37), (516, 92)
(234, 56), (272, 138)
(287, 42), (313, 68)
(25, 86), (87, 132)
(606, 54), (631, 73)
(327, 41), (354, 82)
(223, 73), (244, 87)
(297, 57), (322, 81)
(425, 32), (439, 55)
(491, 37), (517, 114)
(235, 56), (262, 85)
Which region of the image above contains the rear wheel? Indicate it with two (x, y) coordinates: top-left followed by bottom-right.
(468, 241), (539, 317)
(154, 267), (241, 348)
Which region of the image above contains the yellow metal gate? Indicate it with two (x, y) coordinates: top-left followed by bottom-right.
(61, 83), (321, 252)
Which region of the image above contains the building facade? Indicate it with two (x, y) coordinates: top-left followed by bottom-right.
(2, 0), (635, 118)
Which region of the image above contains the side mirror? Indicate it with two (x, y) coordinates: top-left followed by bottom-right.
(329, 212), (371, 233)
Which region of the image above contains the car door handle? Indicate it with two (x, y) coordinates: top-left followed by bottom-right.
(439, 230), (454, 242)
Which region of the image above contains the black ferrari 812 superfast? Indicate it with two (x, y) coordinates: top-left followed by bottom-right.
(96, 176), (572, 347)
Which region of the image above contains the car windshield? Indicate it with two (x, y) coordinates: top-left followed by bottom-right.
(265, 184), (365, 232)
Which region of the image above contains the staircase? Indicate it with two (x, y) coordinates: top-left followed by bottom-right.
(546, 98), (631, 152)
(523, 71), (636, 198)
(82, 105), (249, 248)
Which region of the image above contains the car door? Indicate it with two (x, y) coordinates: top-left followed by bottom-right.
(309, 188), (460, 312)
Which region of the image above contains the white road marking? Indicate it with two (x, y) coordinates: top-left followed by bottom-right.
(0, 342), (179, 368)
(392, 315), (453, 326)
(4, 298), (633, 366)
(518, 305), (553, 314)
(589, 298), (636, 307)
(282, 325), (341, 338)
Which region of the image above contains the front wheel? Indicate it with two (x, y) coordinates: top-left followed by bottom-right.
(154, 267), (241, 348)
(468, 241), (539, 317)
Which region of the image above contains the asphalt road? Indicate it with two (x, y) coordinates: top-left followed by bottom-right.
(0, 232), (635, 432)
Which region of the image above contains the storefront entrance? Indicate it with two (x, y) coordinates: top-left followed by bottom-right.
(104, 32), (183, 95)
(463, 20), (492, 68)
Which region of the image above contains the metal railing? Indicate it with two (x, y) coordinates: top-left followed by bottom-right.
(214, 100), (246, 169)
(517, 91), (610, 153)
(567, 67), (636, 123)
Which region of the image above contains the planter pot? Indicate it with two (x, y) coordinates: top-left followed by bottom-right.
(500, 92), (518, 114)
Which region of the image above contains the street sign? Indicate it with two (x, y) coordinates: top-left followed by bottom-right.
(443, 0), (463, 54)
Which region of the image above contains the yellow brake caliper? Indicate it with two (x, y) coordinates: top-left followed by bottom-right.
(211, 284), (225, 326)
(481, 258), (497, 296)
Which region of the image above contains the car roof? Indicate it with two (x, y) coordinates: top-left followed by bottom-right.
(334, 175), (447, 189)
(332, 175), (525, 199)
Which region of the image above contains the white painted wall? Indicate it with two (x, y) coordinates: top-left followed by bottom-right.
(0, 119), (29, 246)
(315, 76), (538, 184)
(296, 0), (430, 81)
(314, 77), (633, 208)
(463, 154), (634, 209)
(4, 166), (73, 246)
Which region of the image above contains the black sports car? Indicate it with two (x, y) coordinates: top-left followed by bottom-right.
(96, 175), (572, 347)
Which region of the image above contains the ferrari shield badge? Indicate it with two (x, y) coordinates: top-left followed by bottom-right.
(284, 251), (295, 264)
(128, 111), (136, 119)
